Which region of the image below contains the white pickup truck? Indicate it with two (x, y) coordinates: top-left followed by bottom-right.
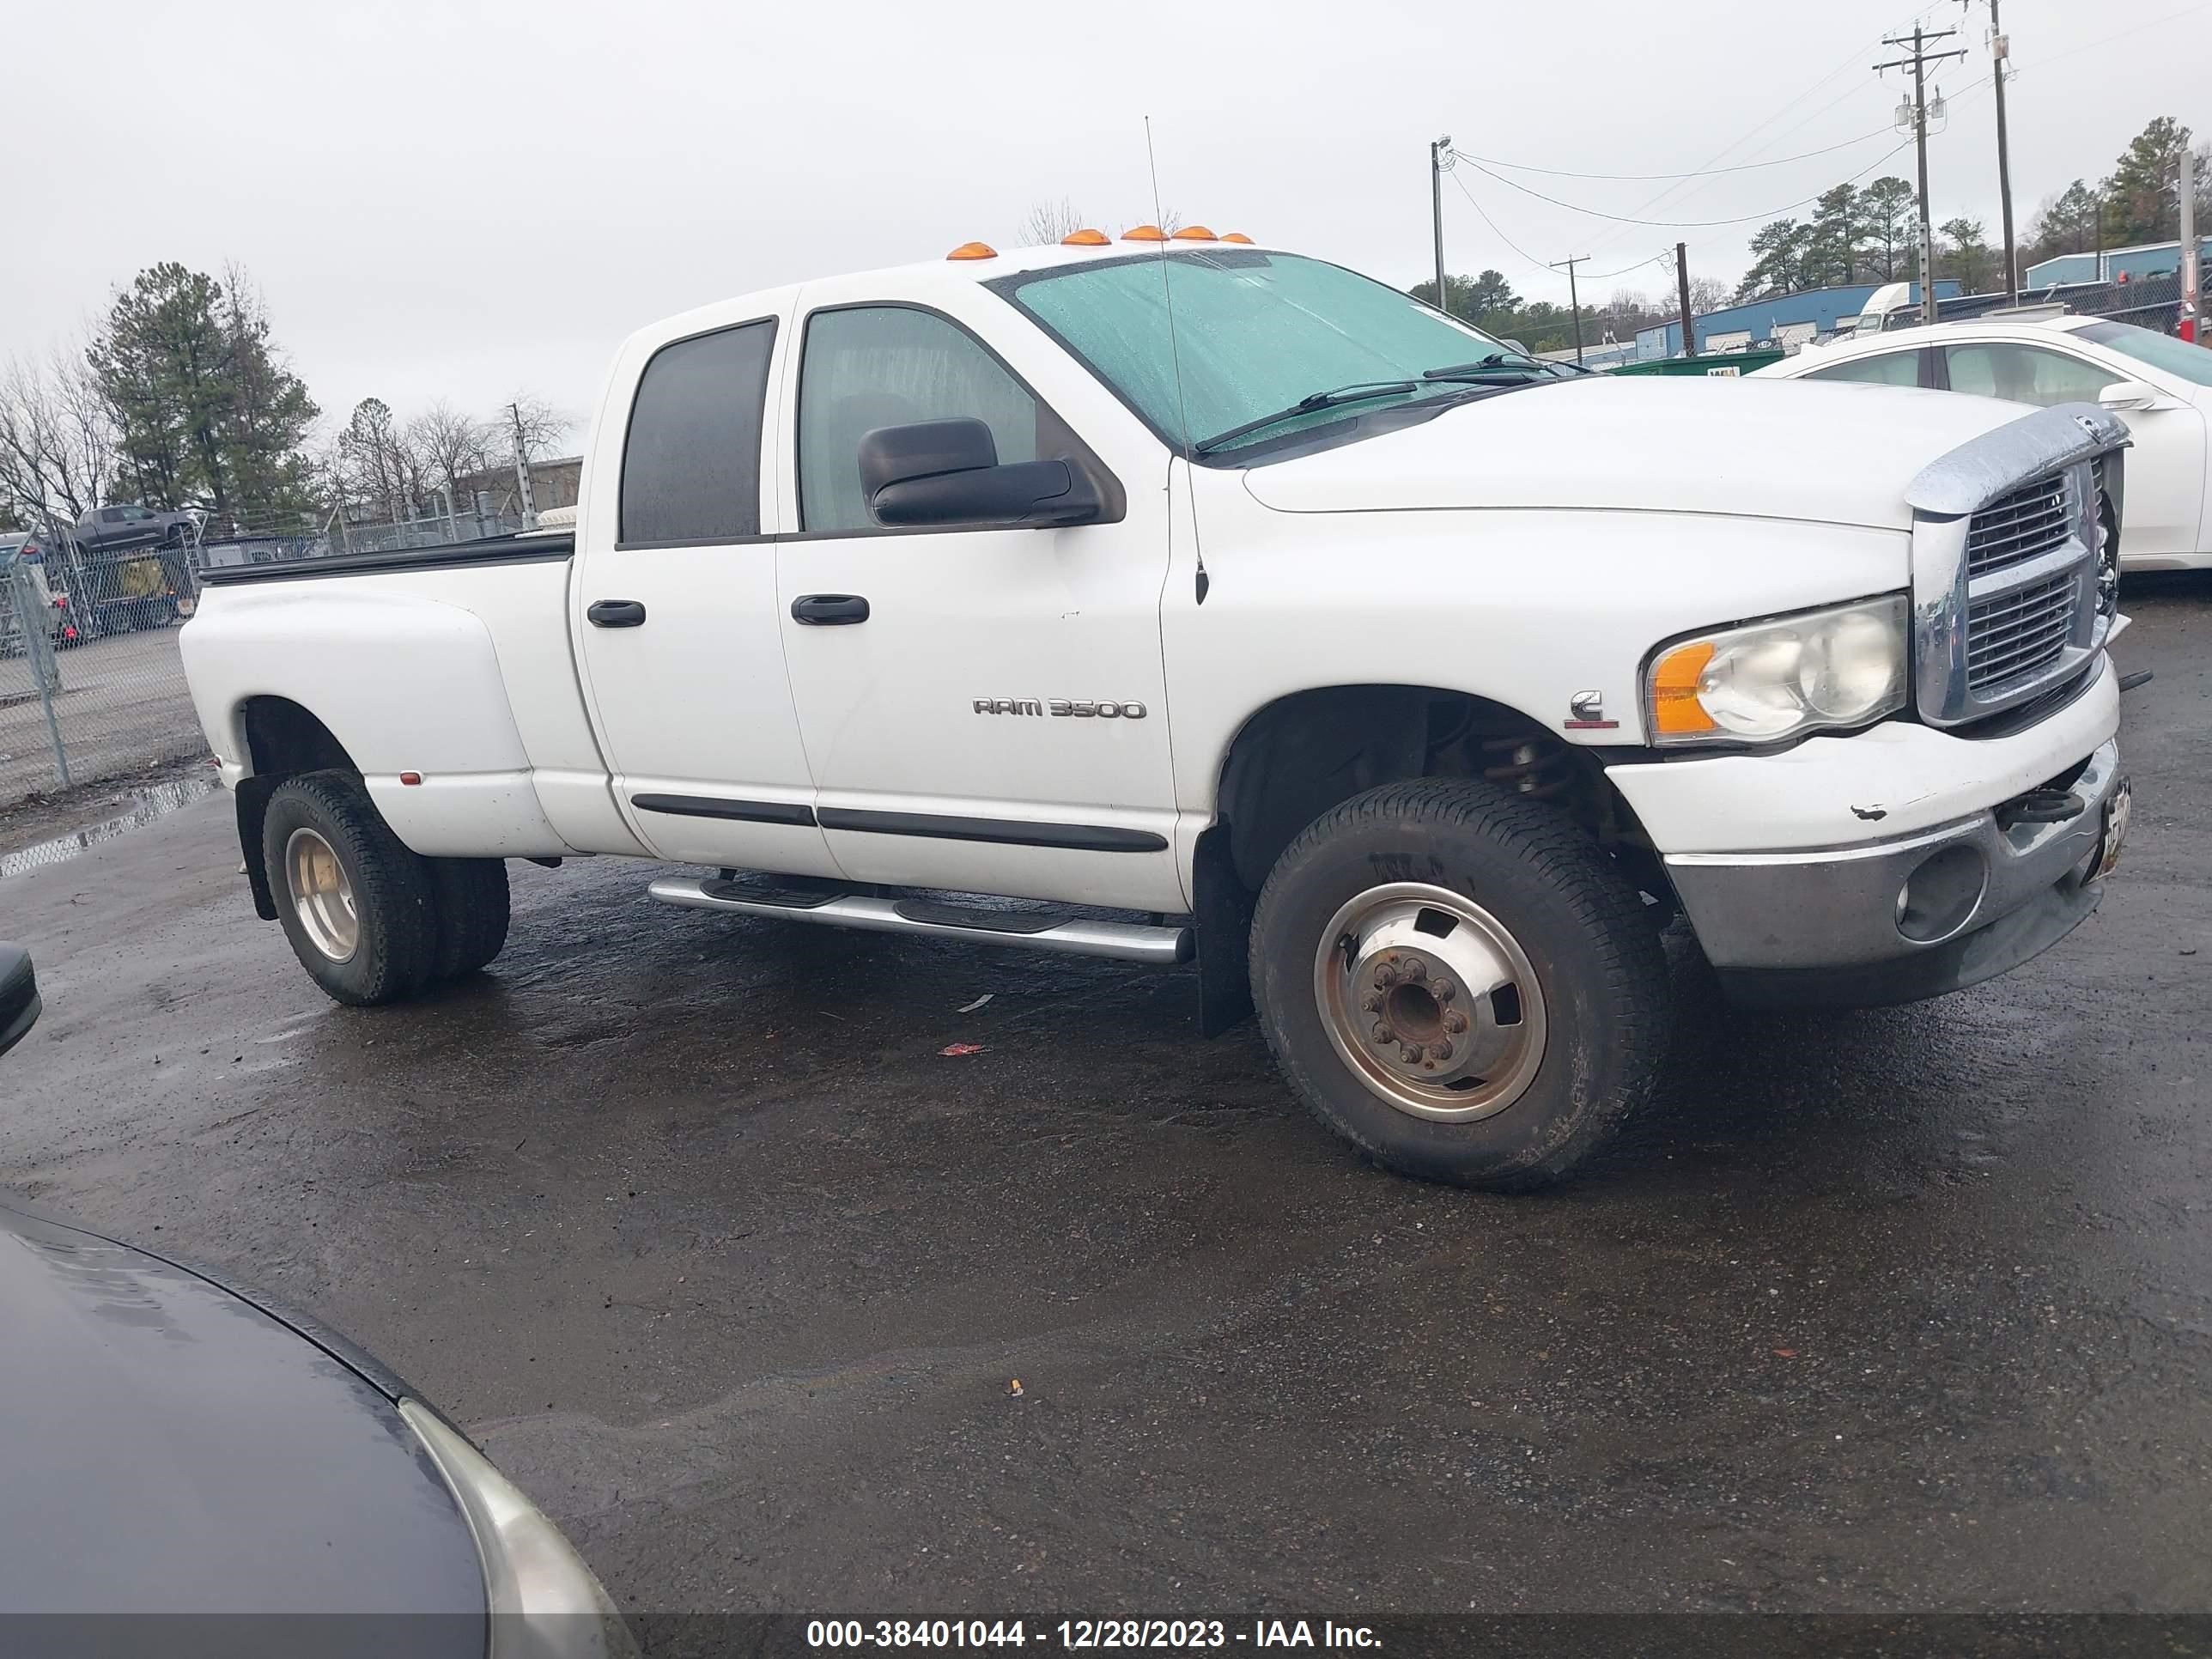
(182, 230), (2134, 1189)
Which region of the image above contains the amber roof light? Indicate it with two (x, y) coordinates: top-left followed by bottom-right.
(1061, 228), (1110, 246)
(1220, 232), (1255, 244)
(1170, 226), (1218, 241)
(1121, 224), (1166, 241)
(945, 240), (999, 260)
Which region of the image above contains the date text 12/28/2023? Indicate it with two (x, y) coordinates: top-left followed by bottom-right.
(805, 1620), (1382, 1649)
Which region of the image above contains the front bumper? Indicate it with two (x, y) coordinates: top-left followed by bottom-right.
(1656, 729), (2125, 1010)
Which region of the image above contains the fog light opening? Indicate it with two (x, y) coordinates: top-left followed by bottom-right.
(1896, 844), (1988, 945)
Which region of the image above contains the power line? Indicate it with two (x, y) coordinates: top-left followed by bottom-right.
(1454, 141), (1916, 229)
(1454, 129), (1892, 184)
(1445, 168), (1558, 277)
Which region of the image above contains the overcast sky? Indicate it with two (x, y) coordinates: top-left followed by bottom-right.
(9, 0), (2203, 450)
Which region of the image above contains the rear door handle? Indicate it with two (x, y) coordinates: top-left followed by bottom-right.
(791, 593), (870, 626)
(587, 599), (647, 628)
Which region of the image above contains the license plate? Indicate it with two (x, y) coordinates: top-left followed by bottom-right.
(2090, 776), (2132, 883)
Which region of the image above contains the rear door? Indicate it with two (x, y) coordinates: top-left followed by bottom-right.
(571, 301), (841, 877)
(771, 284), (1184, 913)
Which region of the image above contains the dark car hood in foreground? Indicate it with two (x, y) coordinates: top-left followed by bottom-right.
(0, 1200), (486, 1640)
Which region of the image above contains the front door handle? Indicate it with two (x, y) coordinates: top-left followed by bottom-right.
(791, 593), (870, 626)
(587, 599), (647, 628)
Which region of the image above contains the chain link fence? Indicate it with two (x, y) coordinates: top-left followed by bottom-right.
(2, 502), (533, 811)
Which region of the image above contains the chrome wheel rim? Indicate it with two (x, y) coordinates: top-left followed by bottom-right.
(1312, 882), (1548, 1122)
(284, 828), (359, 963)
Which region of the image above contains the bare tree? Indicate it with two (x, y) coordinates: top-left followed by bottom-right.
(0, 342), (117, 533)
(502, 392), (575, 466)
(335, 397), (425, 524)
(408, 399), (493, 518)
(1686, 276), (1731, 316)
(1019, 198), (1088, 246)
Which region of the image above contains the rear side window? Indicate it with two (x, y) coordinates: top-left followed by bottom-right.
(619, 319), (776, 545)
(1943, 343), (2112, 408)
(1803, 350), (1923, 387)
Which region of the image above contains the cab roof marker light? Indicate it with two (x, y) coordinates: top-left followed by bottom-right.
(945, 241), (998, 261)
(1170, 226), (1218, 241)
(1060, 228), (1110, 246)
(1219, 232), (1255, 244)
(1121, 224), (1167, 241)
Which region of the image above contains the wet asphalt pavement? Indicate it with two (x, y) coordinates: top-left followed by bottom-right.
(2, 580), (2209, 1631)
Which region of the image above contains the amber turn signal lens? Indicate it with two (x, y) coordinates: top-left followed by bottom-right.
(1650, 641), (1719, 735)
(1121, 224), (1167, 241)
(1060, 228), (1109, 246)
(945, 240), (999, 260)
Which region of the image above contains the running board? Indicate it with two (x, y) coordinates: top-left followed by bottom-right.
(647, 878), (1193, 965)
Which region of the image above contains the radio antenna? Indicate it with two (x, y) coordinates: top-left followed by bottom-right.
(1145, 115), (1207, 603)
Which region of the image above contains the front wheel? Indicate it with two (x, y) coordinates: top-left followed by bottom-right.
(263, 770), (439, 1006)
(1249, 778), (1670, 1190)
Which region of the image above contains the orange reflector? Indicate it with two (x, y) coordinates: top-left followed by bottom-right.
(1219, 231), (1255, 244)
(1650, 641), (1719, 735)
(945, 240), (998, 260)
(399, 771), (423, 787)
(1121, 224), (1167, 241)
(1171, 225), (1218, 241)
(1061, 228), (1109, 246)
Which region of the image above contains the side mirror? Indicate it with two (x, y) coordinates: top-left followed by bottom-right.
(0, 945), (40, 1059)
(860, 418), (1103, 530)
(2096, 380), (2166, 413)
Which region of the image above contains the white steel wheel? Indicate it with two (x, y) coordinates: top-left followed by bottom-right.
(1313, 881), (1549, 1122)
(284, 826), (361, 963)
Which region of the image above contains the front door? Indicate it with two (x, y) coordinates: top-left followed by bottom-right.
(572, 309), (840, 877)
(774, 296), (1183, 913)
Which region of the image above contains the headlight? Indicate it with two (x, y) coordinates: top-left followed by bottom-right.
(1644, 594), (1908, 747)
(401, 1400), (638, 1659)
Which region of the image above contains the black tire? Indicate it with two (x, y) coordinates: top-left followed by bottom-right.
(426, 858), (511, 980)
(262, 770), (438, 1006)
(1249, 777), (1670, 1191)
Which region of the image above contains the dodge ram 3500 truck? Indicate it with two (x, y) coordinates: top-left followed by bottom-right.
(181, 231), (2134, 1189)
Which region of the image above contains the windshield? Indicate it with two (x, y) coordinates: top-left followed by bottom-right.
(2075, 320), (2212, 388)
(991, 250), (1522, 459)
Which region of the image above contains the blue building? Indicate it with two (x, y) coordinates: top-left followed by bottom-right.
(1634, 280), (1960, 359)
(2025, 235), (2212, 289)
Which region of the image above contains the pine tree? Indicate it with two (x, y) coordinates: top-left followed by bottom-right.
(2100, 117), (2201, 246)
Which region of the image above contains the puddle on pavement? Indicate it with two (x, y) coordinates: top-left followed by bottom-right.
(1, 775), (223, 879)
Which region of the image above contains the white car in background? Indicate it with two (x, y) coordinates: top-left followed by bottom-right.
(1756, 316), (2212, 571)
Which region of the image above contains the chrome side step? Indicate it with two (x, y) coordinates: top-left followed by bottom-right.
(647, 877), (1193, 965)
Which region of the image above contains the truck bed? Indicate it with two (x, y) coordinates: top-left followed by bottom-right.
(194, 532), (575, 586)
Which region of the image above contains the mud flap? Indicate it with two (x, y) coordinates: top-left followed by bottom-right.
(1193, 823), (1254, 1037)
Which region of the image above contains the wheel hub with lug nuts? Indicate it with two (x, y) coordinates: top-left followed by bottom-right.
(284, 827), (360, 964)
(1312, 882), (1548, 1122)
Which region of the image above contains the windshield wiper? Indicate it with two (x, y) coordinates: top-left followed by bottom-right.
(1423, 351), (1545, 380)
(1193, 380), (1419, 455)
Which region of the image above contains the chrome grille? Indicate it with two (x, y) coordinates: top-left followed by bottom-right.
(1966, 569), (2078, 693)
(1966, 471), (2075, 578)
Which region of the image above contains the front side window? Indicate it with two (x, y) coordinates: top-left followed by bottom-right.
(619, 319), (776, 545)
(1803, 350), (1923, 387)
(1944, 343), (2113, 407)
(796, 307), (1039, 532)
(993, 250), (1519, 460)
(2075, 320), (2212, 387)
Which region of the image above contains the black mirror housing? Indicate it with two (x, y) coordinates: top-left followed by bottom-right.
(860, 419), (1103, 530)
(0, 945), (40, 1060)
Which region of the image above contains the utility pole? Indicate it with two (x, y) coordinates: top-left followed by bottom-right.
(509, 402), (538, 532)
(2181, 145), (2200, 344)
(1430, 137), (1452, 316)
(1674, 241), (1696, 358)
(1551, 256), (1588, 364)
(1877, 25), (1966, 325)
(1979, 0), (2020, 303)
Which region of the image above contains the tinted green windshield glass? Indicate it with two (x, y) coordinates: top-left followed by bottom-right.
(2076, 320), (2212, 387)
(995, 251), (1511, 456)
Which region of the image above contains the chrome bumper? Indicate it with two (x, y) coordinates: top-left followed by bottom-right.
(1668, 737), (2123, 1008)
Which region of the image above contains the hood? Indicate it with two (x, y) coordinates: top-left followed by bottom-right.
(1240, 374), (2027, 532)
(0, 1200), (487, 1632)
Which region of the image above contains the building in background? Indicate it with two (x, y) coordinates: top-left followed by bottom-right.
(1635, 280), (1961, 359)
(2025, 235), (2212, 289)
(456, 454), (583, 520)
